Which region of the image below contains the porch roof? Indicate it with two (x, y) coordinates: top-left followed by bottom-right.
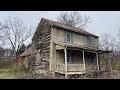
(54, 41), (111, 53)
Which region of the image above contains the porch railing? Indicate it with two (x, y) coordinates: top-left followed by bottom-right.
(67, 64), (84, 71)
(56, 63), (84, 72)
(56, 63), (65, 72)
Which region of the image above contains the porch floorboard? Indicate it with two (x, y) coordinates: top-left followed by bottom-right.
(55, 70), (86, 75)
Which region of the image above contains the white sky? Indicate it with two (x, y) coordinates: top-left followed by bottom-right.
(0, 11), (120, 48)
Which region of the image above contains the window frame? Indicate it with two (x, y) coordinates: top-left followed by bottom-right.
(64, 31), (72, 43)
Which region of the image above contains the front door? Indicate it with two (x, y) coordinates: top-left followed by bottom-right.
(90, 54), (97, 70)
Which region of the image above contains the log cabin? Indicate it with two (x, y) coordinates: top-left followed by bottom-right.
(32, 18), (109, 78)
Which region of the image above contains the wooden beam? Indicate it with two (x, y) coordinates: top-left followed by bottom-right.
(64, 46), (67, 78)
(96, 53), (99, 70)
(49, 26), (52, 71)
(83, 50), (85, 70)
(55, 45), (57, 71)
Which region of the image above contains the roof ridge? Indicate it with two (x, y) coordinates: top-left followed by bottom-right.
(41, 18), (98, 37)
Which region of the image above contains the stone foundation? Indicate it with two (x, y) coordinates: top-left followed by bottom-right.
(33, 69), (48, 74)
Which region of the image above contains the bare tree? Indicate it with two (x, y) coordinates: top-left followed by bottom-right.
(0, 16), (34, 59)
(99, 33), (116, 75)
(114, 27), (120, 52)
(57, 11), (91, 29)
(99, 30), (120, 78)
(99, 33), (116, 51)
(0, 25), (6, 46)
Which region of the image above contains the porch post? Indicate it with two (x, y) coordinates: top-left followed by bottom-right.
(96, 53), (99, 70)
(64, 46), (67, 78)
(55, 47), (57, 71)
(82, 50), (85, 70)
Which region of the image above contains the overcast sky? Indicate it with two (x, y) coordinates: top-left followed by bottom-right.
(0, 11), (120, 48)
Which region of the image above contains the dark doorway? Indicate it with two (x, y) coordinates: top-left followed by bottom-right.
(85, 52), (97, 70)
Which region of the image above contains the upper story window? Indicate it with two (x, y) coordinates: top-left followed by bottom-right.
(87, 36), (92, 45)
(67, 33), (71, 42)
(87, 36), (97, 47)
(64, 31), (72, 43)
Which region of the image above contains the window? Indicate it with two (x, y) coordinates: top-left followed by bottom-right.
(64, 32), (72, 43)
(67, 53), (72, 63)
(87, 36), (92, 45)
(87, 36), (97, 47)
(67, 34), (71, 42)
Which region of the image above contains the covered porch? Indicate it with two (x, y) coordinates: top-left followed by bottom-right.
(53, 41), (106, 78)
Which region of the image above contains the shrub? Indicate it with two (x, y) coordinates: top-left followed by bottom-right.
(0, 60), (14, 69)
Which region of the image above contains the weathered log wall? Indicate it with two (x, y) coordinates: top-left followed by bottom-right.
(32, 21), (51, 71)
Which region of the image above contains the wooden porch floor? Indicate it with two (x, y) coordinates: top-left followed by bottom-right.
(54, 69), (107, 79)
(55, 70), (86, 75)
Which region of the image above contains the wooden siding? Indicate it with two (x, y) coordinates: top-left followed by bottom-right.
(36, 26), (51, 61)
(32, 22), (51, 71)
(52, 27), (98, 47)
(56, 45), (65, 50)
(56, 50), (64, 63)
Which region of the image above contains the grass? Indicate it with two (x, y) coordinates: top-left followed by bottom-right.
(0, 58), (55, 79)
(0, 69), (15, 79)
(0, 73), (15, 79)
(0, 65), (54, 79)
(0, 68), (32, 79)
(0, 60), (30, 79)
